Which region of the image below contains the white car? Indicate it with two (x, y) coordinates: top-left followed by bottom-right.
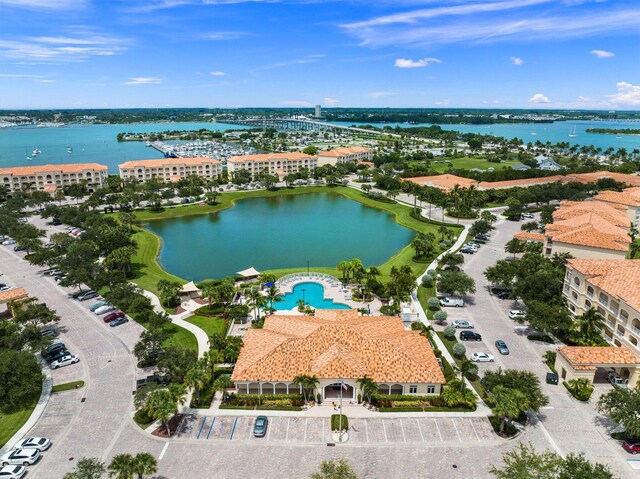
(2, 239), (16, 245)
(471, 352), (495, 363)
(0, 465), (26, 478)
(14, 437), (51, 451)
(50, 354), (79, 369)
(509, 310), (526, 320)
(1, 448), (40, 466)
(94, 304), (115, 315)
(452, 320), (474, 329)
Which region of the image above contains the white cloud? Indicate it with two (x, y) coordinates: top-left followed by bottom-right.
(210, 71), (225, 76)
(590, 49), (614, 58)
(203, 31), (248, 41)
(368, 91), (397, 98)
(0, 0), (85, 8)
(607, 82), (640, 106)
(529, 93), (550, 103)
(257, 54), (325, 71)
(280, 100), (313, 107)
(510, 56), (524, 65)
(124, 77), (162, 85)
(395, 57), (441, 68)
(324, 97), (340, 105)
(435, 100), (449, 105)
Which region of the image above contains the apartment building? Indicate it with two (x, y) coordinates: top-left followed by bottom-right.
(118, 157), (223, 182)
(317, 146), (373, 166)
(563, 259), (640, 356)
(0, 163), (108, 193)
(593, 187), (640, 226)
(227, 153), (316, 179)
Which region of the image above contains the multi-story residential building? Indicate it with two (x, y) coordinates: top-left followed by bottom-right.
(593, 187), (640, 226)
(514, 200), (631, 260)
(0, 163), (108, 194)
(118, 157), (222, 182)
(317, 146), (373, 166)
(227, 153), (316, 179)
(563, 259), (640, 357)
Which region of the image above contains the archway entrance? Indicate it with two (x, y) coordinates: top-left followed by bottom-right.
(324, 383), (355, 400)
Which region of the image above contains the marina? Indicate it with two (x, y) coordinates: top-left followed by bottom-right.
(148, 139), (256, 161)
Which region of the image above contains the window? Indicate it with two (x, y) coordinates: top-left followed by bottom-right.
(573, 277), (580, 286)
(426, 385), (436, 394)
(409, 385), (417, 394)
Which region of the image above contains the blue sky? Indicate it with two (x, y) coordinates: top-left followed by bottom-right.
(0, 0), (639, 109)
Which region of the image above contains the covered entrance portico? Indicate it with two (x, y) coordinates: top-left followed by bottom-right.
(323, 382), (355, 401)
(555, 346), (640, 387)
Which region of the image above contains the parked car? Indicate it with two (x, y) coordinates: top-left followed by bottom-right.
(43, 268), (62, 276)
(460, 247), (476, 254)
(89, 300), (108, 311)
(13, 245), (26, 252)
(440, 297), (464, 307)
(109, 316), (129, 327)
(50, 354), (79, 369)
(42, 342), (66, 359)
(452, 320), (474, 329)
(45, 349), (71, 364)
(51, 217), (62, 226)
(2, 239), (16, 245)
(94, 304), (115, 315)
(459, 331), (482, 341)
(54, 274), (67, 283)
(14, 437), (50, 451)
(0, 465), (27, 478)
(496, 291), (511, 300)
(546, 372), (559, 385)
(1, 448), (40, 466)
(0, 284), (11, 292)
(623, 438), (640, 455)
(471, 352), (495, 362)
(253, 416), (269, 437)
(40, 328), (58, 339)
(76, 290), (98, 301)
(607, 371), (629, 388)
(495, 340), (510, 355)
(509, 310), (526, 320)
(136, 375), (169, 389)
(474, 233), (489, 241)
(521, 212), (535, 219)
(103, 311), (125, 323)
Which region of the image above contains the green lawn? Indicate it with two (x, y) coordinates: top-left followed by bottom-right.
(184, 315), (227, 338)
(431, 156), (522, 173)
(127, 185), (462, 287)
(0, 393), (39, 448)
(52, 380), (85, 393)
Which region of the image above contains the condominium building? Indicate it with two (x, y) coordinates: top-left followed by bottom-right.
(118, 157), (222, 182)
(593, 187), (640, 226)
(514, 200), (631, 260)
(563, 259), (640, 356)
(227, 153), (316, 179)
(317, 146), (373, 166)
(0, 163), (108, 194)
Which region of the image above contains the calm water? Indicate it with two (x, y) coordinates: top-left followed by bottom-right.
(142, 193), (413, 281)
(275, 282), (350, 310)
(0, 122), (246, 172)
(333, 120), (640, 151)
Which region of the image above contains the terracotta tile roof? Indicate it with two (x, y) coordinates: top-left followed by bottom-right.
(553, 200), (630, 226)
(565, 171), (640, 187)
(513, 231), (545, 242)
(478, 175), (566, 190)
(594, 188), (640, 208)
(231, 310), (446, 384)
(228, 153), (314, 163)
(558, 346), (640, 367)
(358, 161), (374, 167)
(567, 259), (640, 311)
(0, 287), (28, 304)
(119, 157), (220, 169)
(403, 174), (479, 190)
(43, 185), (57, 193)
(319, 146), (371, 157)
(0, 163), (108, 176)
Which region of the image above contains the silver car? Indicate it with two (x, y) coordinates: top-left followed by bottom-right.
(14, 437), (51, 451)
(1, 448), (40, 466)
(50, 354), (79, 369)
(0, 465), (27, 478)
(495, 340), (510, 355)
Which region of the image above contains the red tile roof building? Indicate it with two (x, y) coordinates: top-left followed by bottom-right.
(0, 163), (108, 193)
(119, 157), (222, 183)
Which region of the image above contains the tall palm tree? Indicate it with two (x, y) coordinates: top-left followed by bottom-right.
(246, 287), (265, 322)
(205, 348), (224, 384)
(574, 308), (605, 343)
(131, 453), (157, 479)
(108, 454), (135, 479)
(184, 359), (208, 406)
(357, 375), (377, 404)
(490, 386), (529, 435)
(265, 284), (283, 313)
(293, 375), (310, 403)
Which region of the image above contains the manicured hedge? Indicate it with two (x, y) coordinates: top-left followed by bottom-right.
(225, 393), (304, 407)
(379, 406), (474, 413)
(563, 380), (594, 401)
(372, 394), (443, 408)
(218, 404), (302, 411)
(331, 414), (348, 431)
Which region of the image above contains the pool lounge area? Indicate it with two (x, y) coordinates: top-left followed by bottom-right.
(274, 282), (351, 310)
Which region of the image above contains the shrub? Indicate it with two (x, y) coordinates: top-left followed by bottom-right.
(527, 334), (554, 344)
(543, 351), (557, 372)
(331, 414), (348, 431)
(452, 342), (466, 358)
(427, 269), (437, 277)
(563, 379), (594, 402)
(225, 393), (304, 407)
(443, 326), (456, 340)
(133, 408), (153, 427)
(434, 310), (448, 323)
(421, 275), (434, 287)
(439, 241), (448, 250)
(427, 297), (440, 310)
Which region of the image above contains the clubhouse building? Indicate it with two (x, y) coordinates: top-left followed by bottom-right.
(231, 310), (446, 400)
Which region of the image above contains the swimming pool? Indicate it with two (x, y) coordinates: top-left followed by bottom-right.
(274, 282), (351, 310)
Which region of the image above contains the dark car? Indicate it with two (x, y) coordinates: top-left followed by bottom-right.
(136, 375), (169, 389)
(496, 291), (511, 300)
(459, 331), (482, 341)
(51, 217), (62, 226)
(109, 316), (129, 327)
(42, 342), (66, 358)
(103, 311), (125, 323)
(13, 245), (26, 252)
(623, 438), (640, 455)
(546, 372), (559, 385)
(495, 339), (510, 355)
(76, 290), (99, 301)
(253, 416), (268, 437)
(41, 328), (58, 339)
(44, 349), (71, 363)
(474, 233), (489, 241)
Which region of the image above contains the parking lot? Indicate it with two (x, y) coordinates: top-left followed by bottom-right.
(175, 414), (499, 446)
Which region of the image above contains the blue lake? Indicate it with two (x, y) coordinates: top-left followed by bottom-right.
(141, 193), (414, 281)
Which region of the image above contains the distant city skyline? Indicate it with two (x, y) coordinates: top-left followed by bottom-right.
(0, 0), (639, 110)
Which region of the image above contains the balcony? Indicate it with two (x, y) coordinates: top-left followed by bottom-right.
(606, 320), (616, 329)
(633, 326), (640, 337)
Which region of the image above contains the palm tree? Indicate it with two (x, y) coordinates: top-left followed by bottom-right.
(145, 389), (176, 437)
(305, 375), (319, 402)
(131, 453), (157, 479)
(357, 375), (377, 404)
(574, 308), (605, 343)
(293, 375), (310, 403)
(118, 211), (136, 232)
(108, 454), (135, 479)
(490, 386), (529, 435)
(205, 348), (224, 384)
(185, 359), (208, 406)
(246, 287), (265, 322)
(265, 284), (283, 313)
(337, 260), (351, 283)
(437, 225), (449, 241)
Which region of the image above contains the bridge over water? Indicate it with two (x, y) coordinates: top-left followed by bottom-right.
(230, 116), (399, 136)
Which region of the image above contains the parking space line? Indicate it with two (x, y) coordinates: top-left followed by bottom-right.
(469, 418), (480, 441)
(382, 419), (388, 442)
(196, 417), (206, 439)
(451, 419), (462, 443)
(434, 419), (443, 442)
(304, 418), (308, 442)
(266, 418), (272, 441)
(322, 418), (325, 443)
(365, 419), (369, 443)
(229, 417), (238, 440)
(400, 419), (406, 443)
(416, 419), (424, 442)
(206, 417), (216, 439)
(286, 418), (290, 441)
(158, 443), (169, 460)
(248, 418), (254, 439)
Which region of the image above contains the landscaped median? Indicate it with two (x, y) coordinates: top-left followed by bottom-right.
(218, 393), (305, 411)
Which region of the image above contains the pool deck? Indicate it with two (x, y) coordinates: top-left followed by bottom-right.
(275, 272), (382, 313)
